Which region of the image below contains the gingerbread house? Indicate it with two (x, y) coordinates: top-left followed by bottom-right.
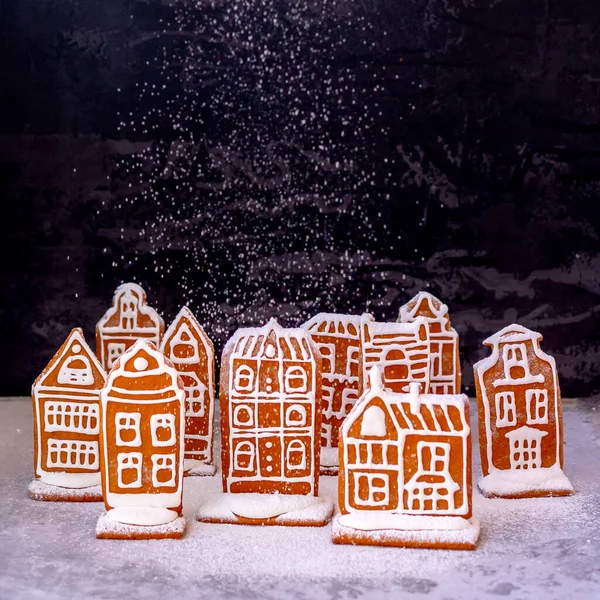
(332, 366), (479, 549)
(302, 313), (364, 474)
(96, 340), (186, 539)
(474, 324), (573, 498)
(196, 318), (334, 526)
(96, 283), (164, 371)
(362, 316), (431, 394)
(161, 306), (216, 476)
(399, 291), (461, 394)
(29, 328), (106, 501)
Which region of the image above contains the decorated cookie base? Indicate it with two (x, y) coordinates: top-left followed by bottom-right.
(331, 513), (480, 550)
(196, 493), (334, 527)
(96, 513), (186, 540)
(184, 459), (217, 478)
(319, 447), (339, 476)
(478, 465), (573, 499)
(28, 480), (103, 502)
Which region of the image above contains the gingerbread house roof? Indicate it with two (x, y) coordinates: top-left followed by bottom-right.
(343, 367), (468, 438)
(482, 324), (543, 347)
(33, 328), (106, 392)
(302, 313), (364, 338)
(102, 340), (183, 401)
(97, 282), (164, 331)
(161, 306), (213, 353)
(228, 318), (315, 361)
(398, 291), (452, 330)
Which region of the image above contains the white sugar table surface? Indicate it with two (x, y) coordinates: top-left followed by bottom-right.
(1, 398), (599, 599)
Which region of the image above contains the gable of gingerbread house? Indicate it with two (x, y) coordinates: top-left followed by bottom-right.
(161, 306), (213, 367)
(399, 291), (453, 334)
(97, 282), (164, 333)
(34, 328), (106, 392)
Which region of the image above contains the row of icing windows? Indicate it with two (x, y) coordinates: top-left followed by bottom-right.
(117, 452), (177, 488)
(47, 439), (99, 470)
(495, 390), (549, 427)
(234, 365), (308, 394)
(45, 402), (99, 434)
(116, 413), (177, 447)
(233, 441), (307, 472)
(232, 404), (309, 428)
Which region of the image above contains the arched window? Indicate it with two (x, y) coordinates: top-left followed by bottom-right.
(234, 365), (254, 392)
(286, 440), (307, 470)
(233, 404), (254, 427)
(360, 405), (387, 437)
(284, 366), (307, 393)
(58, 355), (93, 386)
(285, 404), (307, 426)
(170, 324), (199, 364)
(234, 441), (255, 471)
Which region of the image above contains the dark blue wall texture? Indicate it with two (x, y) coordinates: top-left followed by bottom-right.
(1, 1), (600, 396)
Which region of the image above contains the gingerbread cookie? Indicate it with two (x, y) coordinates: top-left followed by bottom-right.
(161, 306), (216, 477)
(332, 366), (479, 549)
(96, 340), (186, 539)
(96, 283), (164, 371)
(361, 315), (431, 394)
(196, 318), (334, 526)
(474, 324), (573, 498)
(398, 292), (461, 394)
(302, 314), (364, 475)
(30, 328), (106, 502)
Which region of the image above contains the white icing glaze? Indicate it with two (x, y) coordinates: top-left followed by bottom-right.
(39, 471), (101, 489)
(479, 464), (574, 496)
(107, 506), (179, 526)
(341, 366), (470, 516)
(337, 512), (472, 531)
(224, 319), (319, 493)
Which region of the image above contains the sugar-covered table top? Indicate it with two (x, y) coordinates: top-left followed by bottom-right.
(0, 398), (599, 600)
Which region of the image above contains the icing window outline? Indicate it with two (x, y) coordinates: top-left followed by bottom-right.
(360, 405), (387, 437)
(115, 412), (142, 447)
(57, 354), (94, 386)
(285, 404), (307, 427)
(107, 343), (127, 369)
(494, 391), (517, 427)
(150, 414), (176, 447)
(116, 452), (143, 488)
(233, 404), (254, 427)
(44, 401), (99, 434)
(526, 389), (549, 425)
(286, 440), (307, 470)
(234, 365), (254, 392)
(47, 439), (99, 470)
(233, 441), (255, 471)
(353, 472), (390, 507)
(284, 366), (308, 393)
(151, 454), (177, 487)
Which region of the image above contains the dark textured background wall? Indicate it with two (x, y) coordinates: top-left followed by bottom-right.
(1, 0), (600, 397)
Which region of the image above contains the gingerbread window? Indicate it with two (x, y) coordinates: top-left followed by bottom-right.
(150, 414), (176, 447)
(286, 440), (307, 470)
(107, 343), (127, 369)
(360, 405), (387, 437)
(285, 404), (307, 427)
(526, 389), (549, 425)
(116, 452), (143, 488)
(233, 441), (255, 471)
(57, 355), (94, 386)
(353, 472), (389, 507)
(233, 404), (254, 427)
(284, 366), (307, 393)
(494, 392), (517, 427)
(151, 454), (177, 487)
(115, 412), (142, 446)
(234, 365), (254, 392)
(502, 343), (531, 382)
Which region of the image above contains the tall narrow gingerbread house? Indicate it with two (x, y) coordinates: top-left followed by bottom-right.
(30, 328), (106, 501)
(161, 306), (216, 476)
(96, 283), (164, 371)
(96, 340), (186, 539)
(332, 366), (479, 549)
(399, 291), (461, 394)
(474, 324), (573, 498)
(362, 316), (431, 394)
(302, 314), (364, 475)
(196, 318), (334, 526)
